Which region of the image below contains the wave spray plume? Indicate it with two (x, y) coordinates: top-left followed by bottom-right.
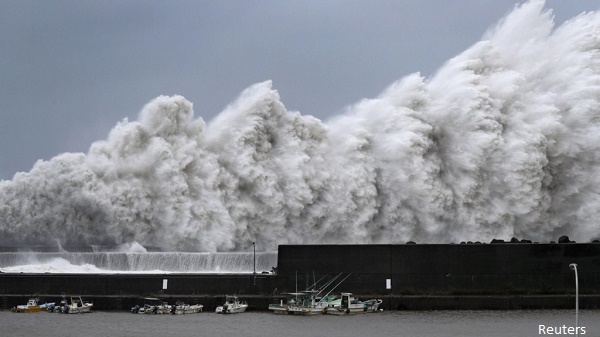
(1, 1), (600, 251)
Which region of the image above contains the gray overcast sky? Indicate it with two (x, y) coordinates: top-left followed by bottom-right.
(1, 0), (598, 180)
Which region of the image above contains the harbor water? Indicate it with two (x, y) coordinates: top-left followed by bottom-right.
(1, 309), (597, 337)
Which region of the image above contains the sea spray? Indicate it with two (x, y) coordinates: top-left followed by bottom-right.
(1, 1), (600, 251)
(0, 252), (278, 273)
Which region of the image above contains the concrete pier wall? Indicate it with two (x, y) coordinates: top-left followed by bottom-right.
(0, 274), (274, 296)
(276, 244), (600, 295)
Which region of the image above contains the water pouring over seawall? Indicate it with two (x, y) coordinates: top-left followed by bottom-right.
(1, 1), (600, 251)
(0, 252), (278, 274)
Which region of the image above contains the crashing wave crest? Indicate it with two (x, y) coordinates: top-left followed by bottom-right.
(1, 1), (600, 251)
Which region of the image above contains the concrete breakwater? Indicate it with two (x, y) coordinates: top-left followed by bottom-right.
(1, 243), (599, 310)
(276, 243), (600, 296)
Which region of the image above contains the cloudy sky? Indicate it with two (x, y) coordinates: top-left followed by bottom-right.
(1, 0), (598, 180)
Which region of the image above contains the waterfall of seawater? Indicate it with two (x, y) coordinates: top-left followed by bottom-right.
(0, 252), (278, 273)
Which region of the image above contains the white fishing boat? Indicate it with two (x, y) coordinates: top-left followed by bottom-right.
(131, 297), (171, 314)
(269, 291), (320, 315)
(215, 295), (248, 314)
(285, 290), (333, 315)
(269, 292), (338, 315)
(269, 273), (348, 315)
(59, 296), (93, 314)
(170, 301), (203, 314)
(325, 293), (382, 315)
(267, 299), (289, 314)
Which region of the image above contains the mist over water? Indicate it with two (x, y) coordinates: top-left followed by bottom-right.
(1, 1), (600, 251)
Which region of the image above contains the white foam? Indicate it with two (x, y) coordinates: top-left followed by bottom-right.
(0, 257), (105, 274)
(0, 251), (278, 273)
(1, 1), (599, 250)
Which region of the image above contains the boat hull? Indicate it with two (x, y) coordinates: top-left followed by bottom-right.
(11, 300), (54, 313)
(325, 299), (382, 315)
(63, 304), (93, 314)
(133, 306), (171, 314)
(172, 304), (203, 314)
(287, 307), (325, 315)
(268, 305), (289, 314)
(325, 306), (368, 315)
(11, 306), (42, 313)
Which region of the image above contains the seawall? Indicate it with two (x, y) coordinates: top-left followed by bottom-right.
(1, 243), (599, 310)
(276, 243), (600, 295)
(0, 273), (274, 311)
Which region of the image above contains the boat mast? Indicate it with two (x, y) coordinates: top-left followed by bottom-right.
(319, 273), (352, 303)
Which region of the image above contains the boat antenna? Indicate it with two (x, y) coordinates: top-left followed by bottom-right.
(315, 272), (344, 297)
(318, 273), (352, 304)
(306, 273), (329, 291)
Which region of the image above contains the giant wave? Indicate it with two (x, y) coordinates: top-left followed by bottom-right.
(1, 1), (600, 251)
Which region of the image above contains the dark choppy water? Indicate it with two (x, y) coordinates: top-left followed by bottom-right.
(1, 310), (598, 337)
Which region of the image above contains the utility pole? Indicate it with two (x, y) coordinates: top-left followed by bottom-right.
(569, 263), (579, 336)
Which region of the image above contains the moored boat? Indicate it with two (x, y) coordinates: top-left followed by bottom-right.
(47, 297), (67, 313)
(325, 293), (382, 315)
(58, 296), (93, 314)
(215, 295), (248, 314)
(287, 290), (332, 315)
(11, 298), (54, 313)
(269, 291), (338, 315)
(170, 301), (203, 314)
(269, 273), (348, 315)
(131, 297), (171, 314)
